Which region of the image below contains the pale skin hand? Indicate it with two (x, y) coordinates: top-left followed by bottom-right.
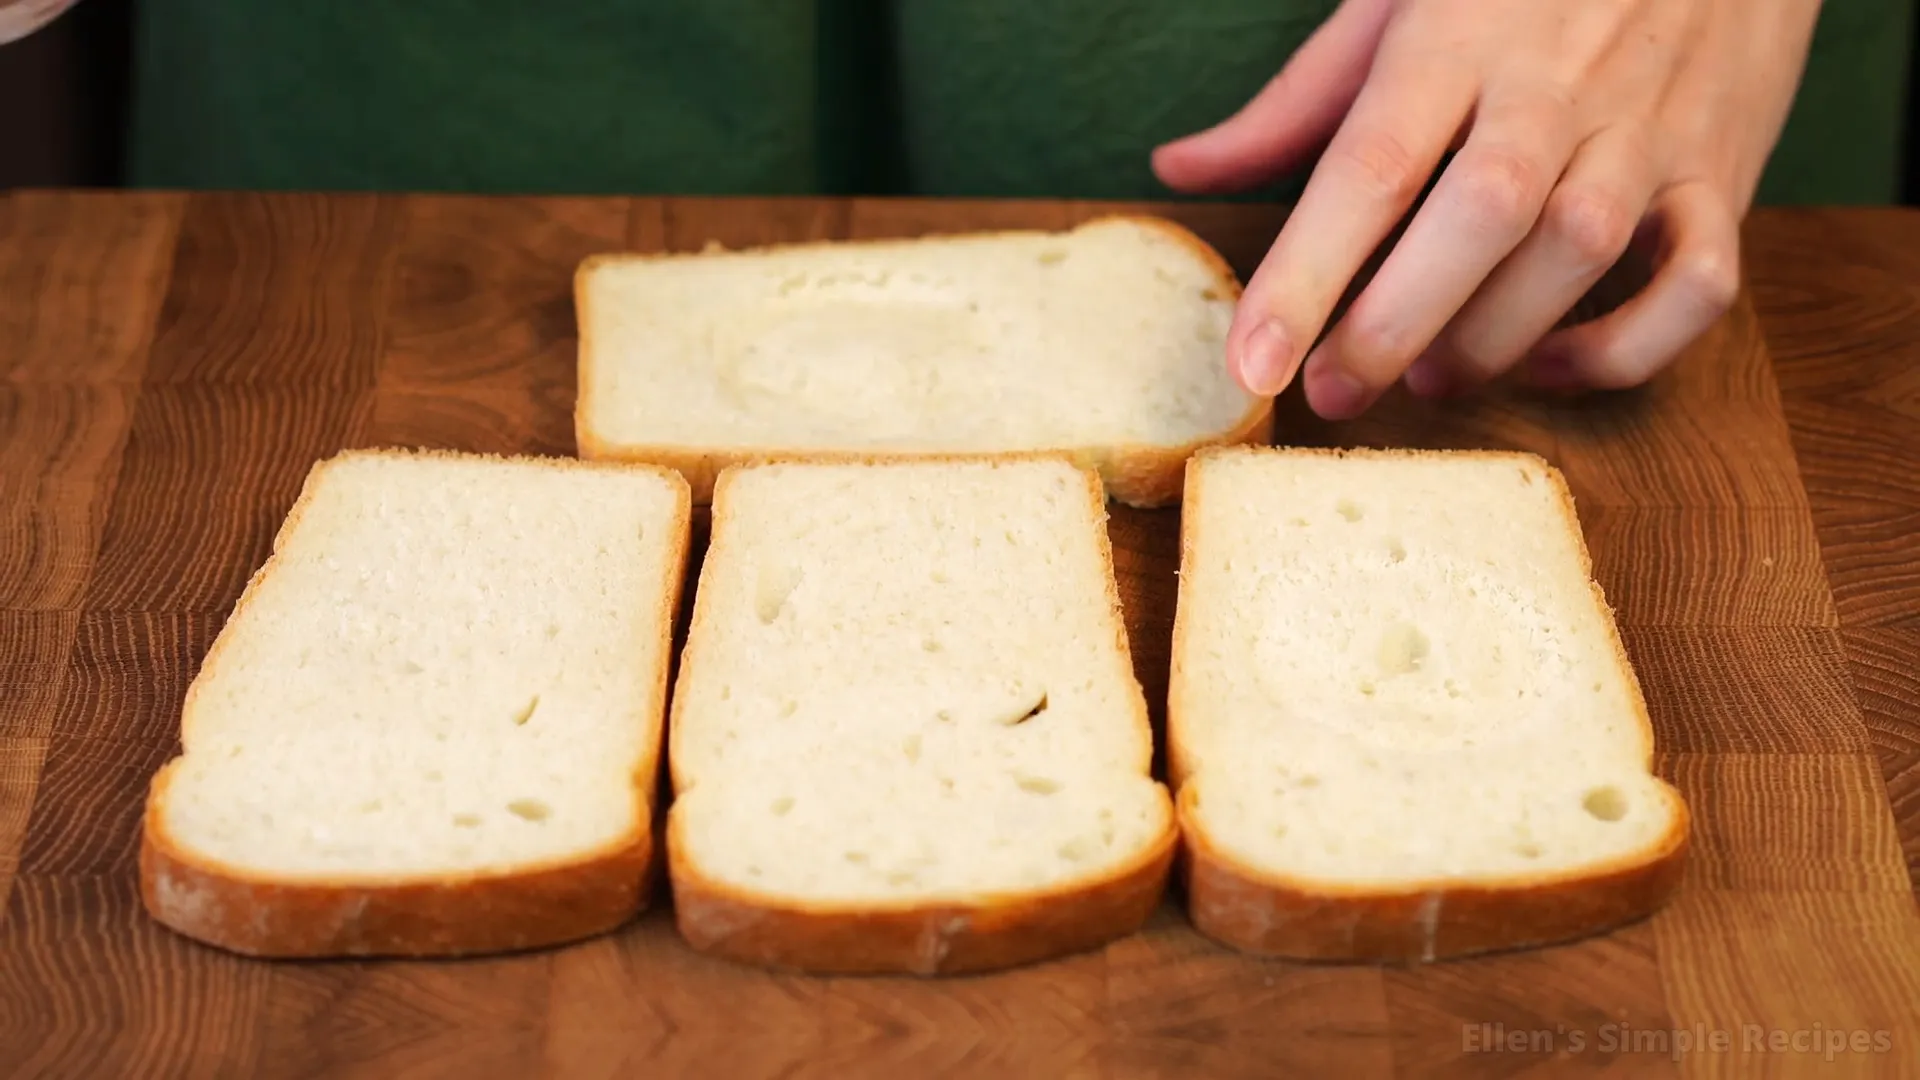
(1153, 0), (1824, 419)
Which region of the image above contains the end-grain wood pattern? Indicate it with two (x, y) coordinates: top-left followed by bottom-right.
(2, 190), (1917, 1078)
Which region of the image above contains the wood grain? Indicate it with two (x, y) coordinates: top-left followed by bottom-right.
(0, 610), (76, 740)
(0, 384), (142, 610)
(1843, 628), (1920, 891)
(0, 736), (48, 916)
(1101, 912), (1395, 1078)
(0, 191), (182, 384)
(47, 612), (221, 743)
(1663, 753), (1907, 892)
(17, 737), (176, 877)
(1578, 507), (1837, 628)
(1, 190), (1917, 1077)
(366, 196), (629, 459)
(1621, 628), (1867, 754)
(1381, 925), (1676, 1078)
(0, 874), (273, 1079)
(143, 193), (401, 388)
(82, 385), (372, 612)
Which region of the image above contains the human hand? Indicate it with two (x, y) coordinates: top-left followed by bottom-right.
(1153, 0), (1822, 418)
(0, 0), (82, 46)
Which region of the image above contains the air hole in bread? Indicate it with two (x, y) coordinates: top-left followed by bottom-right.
(1583, 786), (1628, 822)
(771, 796), (794, 816)
(545, 623), (561, 639)
(1296, 775), (1321, 789)
(507, 798), (551, 823)
(1201, 287), (1223, 301)
(1358, 680), (1377, 697)
(999, 692), (1049, 727)
(1515, 842), (1543, 859)
(1377, 622), (1430, 675)
(844, 851), (869, 865)
(402, 660), (424, 675)
(755, 561), (803, 624)
(453, 813), (481, 828)
(1038, 249), (1067, 265)
(778, 699), (798, 718)
(1444, 678), (1464, 699)
(1387, 538), (1407, 563)
(426, 770), (443, 782)
(1287, 517), (1309, 527)
(930, 568), (949, 584)
(935, 708), (953, 723)
(511, 695), (540, 727)
(1015, 774), (1061, 795)
(1058, 837), (1095, 862)
(903, 734), (923, 763)
(1336, 499), (1364, 522)
(1519, 468), (1534, 485)
(922, 636), (942, 653)
(357, 800), (382, 814)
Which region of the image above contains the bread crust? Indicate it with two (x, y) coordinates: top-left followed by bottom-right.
(1167, 444), (1692, 962)
(664, 454), (1177, 974)
(139, 764), (657, 958)
(572, 215), (1274, 508)
(1177, 787), (1689, 963)
(666, 805), (1177, 976)
(138, 448), (693, 958)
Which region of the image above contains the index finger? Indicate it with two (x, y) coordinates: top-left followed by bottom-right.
(1228, 36), (1479, 396)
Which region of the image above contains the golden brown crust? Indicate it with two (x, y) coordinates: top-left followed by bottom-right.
(139, 447), (693, 958)
(572, 215), (1274, 508)
(138, 764), (656, 958)
(664, 455), (1176, 974)
(1166, 444), (1691, 961)
(666, 806), (1177, 976)
(1177, 784), (1690, 963)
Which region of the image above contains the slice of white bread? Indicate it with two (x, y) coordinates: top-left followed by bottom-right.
(139, 449), (692, 957)
(573, 216), (1273, 508)
(665, 456), (1177, 974)
(1168, 445), (1690, 962)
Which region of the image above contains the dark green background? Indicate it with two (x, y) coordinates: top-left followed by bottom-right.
(121, 0), (1914, 205)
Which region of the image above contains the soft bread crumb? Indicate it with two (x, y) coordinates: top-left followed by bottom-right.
(670, 458), (1170, 907)
(1172, 447), (1687, 892)
(574, 217), (1270, 505)
(152, 450), (687, 880)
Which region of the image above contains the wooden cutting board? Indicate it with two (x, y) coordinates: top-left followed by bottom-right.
(2, 189), (1917, 1078)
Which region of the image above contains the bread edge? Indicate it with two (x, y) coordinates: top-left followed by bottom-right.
(138, 446), (694, 958)
(1166, 443), (1692, 963)
(662, 454), (1178, 975)
(571, 214), (1275, 508)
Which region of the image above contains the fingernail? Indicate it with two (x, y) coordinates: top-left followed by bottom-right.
(1403, 352), (1454, 399)
(1236, 319), (1294, 395)
(1308, 364), (1370, 420)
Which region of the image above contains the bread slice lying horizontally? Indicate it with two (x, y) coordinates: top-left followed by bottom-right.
(665, 456), (1177, 974)
(573, 216), (1272, 508)
(139, 449), (692, 957)
(1168, 446), (1689, 963)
